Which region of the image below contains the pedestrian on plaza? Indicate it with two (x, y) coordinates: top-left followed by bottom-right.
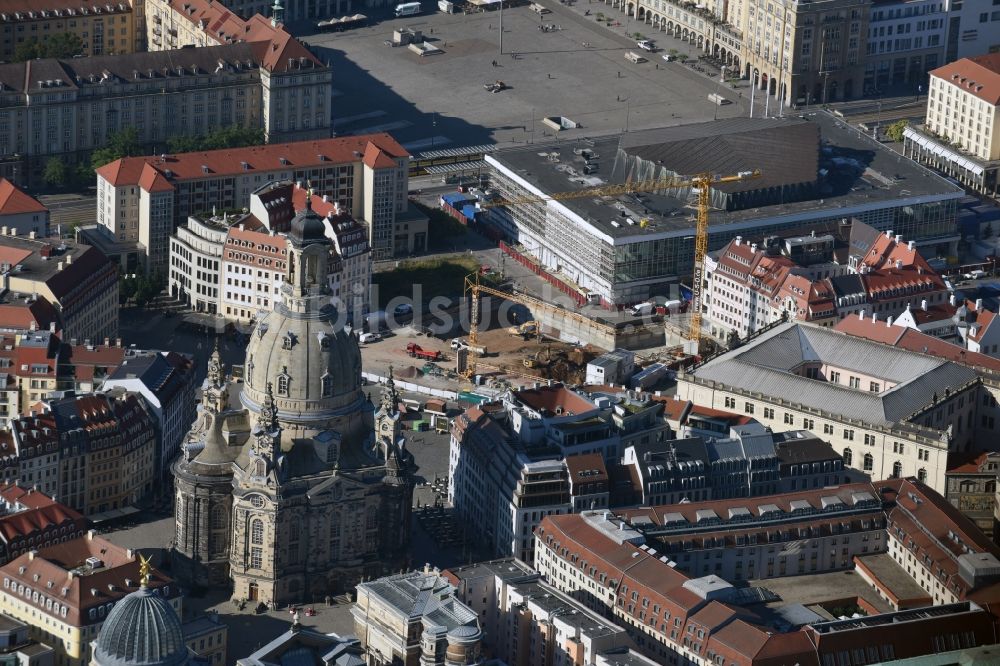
(617, 71), (621, 78)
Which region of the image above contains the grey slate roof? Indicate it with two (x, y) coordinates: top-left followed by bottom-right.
(93, 586), (189, 666)
(691, 323), (979, 427)
(359, 572), (478, 630)
(615, 117), (819, 194)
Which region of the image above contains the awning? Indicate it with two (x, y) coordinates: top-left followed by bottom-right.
(89, 506), (141, 523)
(904, 127), (985, 176)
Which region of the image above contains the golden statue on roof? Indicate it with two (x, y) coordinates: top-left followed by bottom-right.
(138, 554), (153, 586)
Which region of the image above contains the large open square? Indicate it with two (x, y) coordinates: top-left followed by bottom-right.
(303, 1), (761, 150)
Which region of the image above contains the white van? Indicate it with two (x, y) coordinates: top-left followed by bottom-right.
(395, 2), (422, 16)
(628, 302), (654, 316)
(359, 332), (381, 343)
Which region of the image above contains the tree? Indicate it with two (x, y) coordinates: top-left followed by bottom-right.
(12, 33), (83, 62)
(42, 157), (68, 189)
(133, 272), (165, 308)
(91, 127), (142, 169)
(43, 32), (84, 59)
(119, 275), (138, 305)
(166, 126), (266, 154)
(885, 119), (909, 143)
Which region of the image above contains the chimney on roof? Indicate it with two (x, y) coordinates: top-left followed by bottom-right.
(751, 243), (758, 252)
(908, 240), (916, 251)
(66, 254), (71, 265)
(887, 315), (894, 327)
(921, 299), (928, 311)
(950, 293), (956, 307)
(28, 231), (35, 239)
(735, 236), (742, 246)
(886, 230), (894, 239)
(895, 260), (903, 269)
(49, 322), (56, 333)
(859, 309), (865, 320)
(57, 261), (64, 272)
(906, 303), (912, 312)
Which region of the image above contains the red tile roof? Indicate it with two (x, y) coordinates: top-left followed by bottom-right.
(0, 296), (59, 333)
(656, 396), (753, 426)
(137, 163), (174, 194)
(834, 315), (1000, 374)
(0, 533), (175, 627)
(565, 453), (609, 485)
(512, 384), (595, 416)
(0, 179), (46, 216)
(162, 0), (322, 72)
(96, 134), (408, 187)
(946, 450), (999, 475)
(931, 53), (1000, 106)
(0, 246), (33, 268)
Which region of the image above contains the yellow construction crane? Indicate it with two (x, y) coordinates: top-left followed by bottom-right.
(479, 169), (761, 350)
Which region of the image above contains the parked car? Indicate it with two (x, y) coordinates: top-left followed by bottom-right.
(637, 40), (656, 52)
(359, 332), (381, 343)
(394, 303), (414, 316)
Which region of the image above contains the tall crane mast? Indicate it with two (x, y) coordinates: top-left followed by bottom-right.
(479, 169), (761, 350)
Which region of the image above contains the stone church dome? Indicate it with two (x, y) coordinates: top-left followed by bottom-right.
(288, 193), (328, 244)
(241, 194), (364, 425)
(93, 587), (188, 666)
(242, 305), (363, 417)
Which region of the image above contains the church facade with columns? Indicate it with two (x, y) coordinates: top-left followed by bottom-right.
(172, 197), (415, 605)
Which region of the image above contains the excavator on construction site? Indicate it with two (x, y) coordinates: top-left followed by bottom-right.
(460, 168), (762, 381)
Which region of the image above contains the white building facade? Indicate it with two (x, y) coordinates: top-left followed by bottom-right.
(168, 216), (229, 314)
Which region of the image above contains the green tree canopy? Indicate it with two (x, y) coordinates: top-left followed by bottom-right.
(91, 127), (142, 170)
(42, 157), (68, 189)
(885, 119), (909, 143)
(13, 33), (83, 62)
(167, 126), (266, 154)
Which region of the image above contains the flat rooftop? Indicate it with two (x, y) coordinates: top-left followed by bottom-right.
(488, 112), (962, 242)
(747, 569), (894, 620)
(511, 579), (624, 639)
(854, 553), (929, 603)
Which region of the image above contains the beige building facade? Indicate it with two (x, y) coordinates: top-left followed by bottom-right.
(97, 134), (410, 274)
(0, 0), (139, 61)
(904, 53), (1000, 197)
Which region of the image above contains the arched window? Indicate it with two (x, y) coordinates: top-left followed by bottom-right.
(843, 448), (852, 466)
(321, 373), (334, 398)
(250, 519), (264, 546)
(863, 454), (874, 472)
(277, 374), (290, 396)
(211, 506), (227, 530)
(892, 462), (902, 478)
(918, 468), (927, 483)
